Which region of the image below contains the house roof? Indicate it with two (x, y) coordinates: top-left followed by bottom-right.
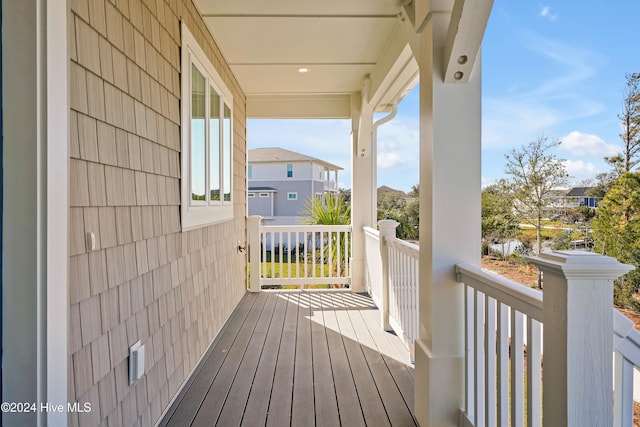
(248, 147), (343, 171)
(248, 186), (278, 192)
(566, 187), (592, 197)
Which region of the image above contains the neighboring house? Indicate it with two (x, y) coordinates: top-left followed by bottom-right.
(564, 186), (600, 208)
(248, 148), (342, 224)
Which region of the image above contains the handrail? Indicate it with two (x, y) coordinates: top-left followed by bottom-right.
(384, 235), (419, 255)
(456, 263), (543, 322)
(260, 224), (352, 232)
(457, 261), (640, 427)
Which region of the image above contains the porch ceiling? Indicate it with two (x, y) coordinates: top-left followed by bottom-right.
(193, 0), (434, 118)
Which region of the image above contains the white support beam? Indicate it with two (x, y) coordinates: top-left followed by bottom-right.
(414, 14), (482, 427)
(368, 31), (419, 111)
(246, 94), (351, 119)
(350, 91), (375, 293)
(356, 78), (374, 158)
(443, 0), (494, 83)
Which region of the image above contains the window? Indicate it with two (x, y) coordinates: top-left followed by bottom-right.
(248, 193), (255, 198)
(259, 193), (270, 198)
(287, 164), (293, 178)
(248, 165), (253, 179)
(287, 192), (298, 200)
(181, 23), (233, 230)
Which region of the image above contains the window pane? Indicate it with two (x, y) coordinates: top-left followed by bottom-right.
(191, 64), (206, 202)
(287, 163), (293, 178)
(210, 87), (221, 202)
(223, 103), (232, 202)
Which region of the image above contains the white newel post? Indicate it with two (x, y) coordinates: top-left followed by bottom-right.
(248, 216), (263, 292)
(528, 251), (634, 427)
(378, 220), (399, 331)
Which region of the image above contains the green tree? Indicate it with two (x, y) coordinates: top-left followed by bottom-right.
(590, 73), (640, 200)
(592, 172), (640, 308)
(481, 181), (519, 257)
(377, 189), (419, 240)
(504, 136), (569, 255)
(619, 73), (640, 172)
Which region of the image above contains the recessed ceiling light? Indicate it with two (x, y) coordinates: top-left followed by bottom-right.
(298, 67), (309, 73)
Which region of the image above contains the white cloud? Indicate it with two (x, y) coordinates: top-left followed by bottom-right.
(482, 176), (495, 188)
(377, 152), (406, 169)
(539, 6), (558, 21)
(559, 131), (620, 158)
(376, 120), (418, 170)
(563, 159), (599, 181)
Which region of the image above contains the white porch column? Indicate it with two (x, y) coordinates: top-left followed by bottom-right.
(350, 91), (375, 293)
(528, 251), (633, 426)
(414, 18), (482, 427)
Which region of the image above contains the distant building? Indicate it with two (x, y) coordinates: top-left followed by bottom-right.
(564, 187), (600, 209)
(248, 148), (342, 224)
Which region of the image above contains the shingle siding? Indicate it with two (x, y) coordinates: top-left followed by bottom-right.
(68, 1), (247, 425)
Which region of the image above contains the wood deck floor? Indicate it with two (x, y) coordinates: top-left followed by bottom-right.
(159, 291), (417, 427)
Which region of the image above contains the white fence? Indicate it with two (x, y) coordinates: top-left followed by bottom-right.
(457, 263), (543, 427)
(457, 260), (640, 427)
(614, 309), (640, 427)
(363, 226), (383, 307)
(364, 221), (419, 359)
(386, 236), (419, 358)
(248, 217), (351, 289)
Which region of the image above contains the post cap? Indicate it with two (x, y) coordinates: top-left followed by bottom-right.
(527, 250), (634, 279)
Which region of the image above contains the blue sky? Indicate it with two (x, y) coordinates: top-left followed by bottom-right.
(248, 1), (640, 193)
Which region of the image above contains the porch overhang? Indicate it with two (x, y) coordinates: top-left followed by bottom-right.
(194, 0), (491, 118)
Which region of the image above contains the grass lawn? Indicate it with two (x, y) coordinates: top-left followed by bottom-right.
(248, 261), (346, 289)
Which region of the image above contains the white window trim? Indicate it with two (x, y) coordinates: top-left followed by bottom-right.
(287, 192), (298, 200)
(248, 193), (256, 198)
(180, 22), (234, 230)
(259, 193), (270, 198)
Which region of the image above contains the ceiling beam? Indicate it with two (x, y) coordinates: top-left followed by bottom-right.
(246, 94), (352, 119)
(442, 0), (494, 83)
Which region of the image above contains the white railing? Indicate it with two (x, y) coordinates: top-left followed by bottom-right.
(363, 226), (383, 307)
(457, 259), (640, 427)
(614, 309), (640, 427)
(385, 235), (419, 358)
(457, 263), (543, 427)
(248, 217), (351, 289)
(364, 220), (419, 359)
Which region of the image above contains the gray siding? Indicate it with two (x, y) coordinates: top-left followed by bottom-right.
(248, 193), (273, 217)
(68, 1), (247, 425)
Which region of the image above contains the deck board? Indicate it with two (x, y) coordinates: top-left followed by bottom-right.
(240, 293), (288, 426)
(162, 290), (416, 427)
(161, 293), (259, 426)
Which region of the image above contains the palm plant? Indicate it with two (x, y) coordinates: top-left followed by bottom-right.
(301, 194), (351, 277)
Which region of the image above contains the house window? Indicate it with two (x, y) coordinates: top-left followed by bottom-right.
(287, 164), (293, 178)
(248, 165), (253, 179)
(180, 23), (233, 230)
(287, 192), (298, 200)
(248, 193), (255, 198)
(259, 193), (270, 198)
